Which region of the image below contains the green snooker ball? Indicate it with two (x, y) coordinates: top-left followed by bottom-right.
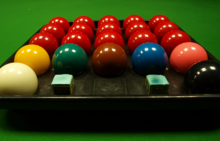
(52, 44), (88, 75)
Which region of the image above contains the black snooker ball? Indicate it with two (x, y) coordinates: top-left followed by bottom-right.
(184, 60), (220, 94)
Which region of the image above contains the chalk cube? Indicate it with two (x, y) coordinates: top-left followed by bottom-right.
(51, 74), (74, 95)
(145, 75), (169, 94)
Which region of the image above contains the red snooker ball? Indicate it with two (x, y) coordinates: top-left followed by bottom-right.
(68, 23), (93, 41)
(170, 42), (208, 74)
(148, 15), (170, 32)
(29, 32), (59, 57)
(127, 30), (158, 54)
(96, 22), (122, 37)
(153, 21), (179, 42)
(61, 31), (91, 55)
(40, 24), (65, 44)
(98, 15), (120, 27)
(73, 16), (95, 31)
(49, 17), (70, 34)
(125, 21), (150, 40)
(160, 30), (191, 56)
(123, 15), (145, 31)
(94, 31), (124, 50)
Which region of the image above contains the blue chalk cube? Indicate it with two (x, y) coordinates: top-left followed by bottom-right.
(51, 74), (74, 95)
(145, 75), (169, 94)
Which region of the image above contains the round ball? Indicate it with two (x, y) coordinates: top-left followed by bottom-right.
(132, 43), (168, 75)
(49, 17), (70, 33)
(92, 43), (127, 76)
(61, 31), (91, 55)
(73, 16), (95, 31)
(148, 15), (170, 32)
(94, 31), (124, 49)
(125, 21), (150, 40)
(29, 32), (59, 57)
(170, 42), (208, 74)
(98, 15), (120, 27)
(160, 30), (191, 56)
(184, 60), (220, 94)
(68, 23), (93, 41)
(52, 44), (88, 75)
(123, 15), (145, 31)
(96, 22), (122, 37)
(0, 63), (38, 95)
(153, 21), (179, 42)
(40, 23), (65, 43)
(127, 30), (158, 54)
(14, 44), (50, 75)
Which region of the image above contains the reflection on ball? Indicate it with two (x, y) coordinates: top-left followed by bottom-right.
(92, 43), (127, 76)
(170, 42), (208, 74)
(14, 44), (50, 75)
(52, 44), (88, 75)
(0, 63), (38, 95)
(184, 60), (220, 94)
(132, 42), (168, 75)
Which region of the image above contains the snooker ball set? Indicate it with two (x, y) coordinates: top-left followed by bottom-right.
(0, 15), (220, 95)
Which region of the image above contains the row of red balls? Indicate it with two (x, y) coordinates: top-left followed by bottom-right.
(21, 15), (209, 76)
(123, 15), (193, 56)
(29, 16), (123, 57)
(28, 15), (194, 59)
(120, 15), (208, 75)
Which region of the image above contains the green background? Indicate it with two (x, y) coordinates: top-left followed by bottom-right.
(1, 0), (220, 140)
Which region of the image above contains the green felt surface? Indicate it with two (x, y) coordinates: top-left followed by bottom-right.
(1, 0), (220, 140)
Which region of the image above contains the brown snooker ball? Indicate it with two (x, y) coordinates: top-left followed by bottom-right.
(92, 43), (127, 76)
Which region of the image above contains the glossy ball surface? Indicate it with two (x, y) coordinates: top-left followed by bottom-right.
(184, 60), (220, 94)
(160, 30), (191, 56)
(52, 44), (88, 75)
(61, 31), (91, 55)
(40, 24), (65, 43)
(128, 30), (158, 54)
(49, 17), (70, 33)
(98, 15), (120, 27)
(96, 22), (122, 37)
(170, 42), (208, 74)
(29, 32), (59, 57)
(153, 21), (179, 42)
(132, 43), (168, 75)
(73, 16), (95, 31)
(92, 43), (127, 76)
(14, 44), (50, 75)
(148, 15), (170, 32)
(123, 15), (145, 31)
(94, 31), (124, 49)
(125, 21), (150, 40)
(0, 63), (38, 95)
(68, 23), (93, 41)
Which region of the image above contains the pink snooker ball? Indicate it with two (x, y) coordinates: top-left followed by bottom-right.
(170, 42), (208, 74)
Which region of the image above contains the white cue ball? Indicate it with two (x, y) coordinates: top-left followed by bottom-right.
(0, 62), (38, 95)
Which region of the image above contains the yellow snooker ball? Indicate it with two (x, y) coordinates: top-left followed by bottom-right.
(14, 44), (50, 75)
(0, 63), (38, 95)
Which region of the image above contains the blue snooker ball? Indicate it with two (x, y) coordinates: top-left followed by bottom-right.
(131, 42), (168, 75)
